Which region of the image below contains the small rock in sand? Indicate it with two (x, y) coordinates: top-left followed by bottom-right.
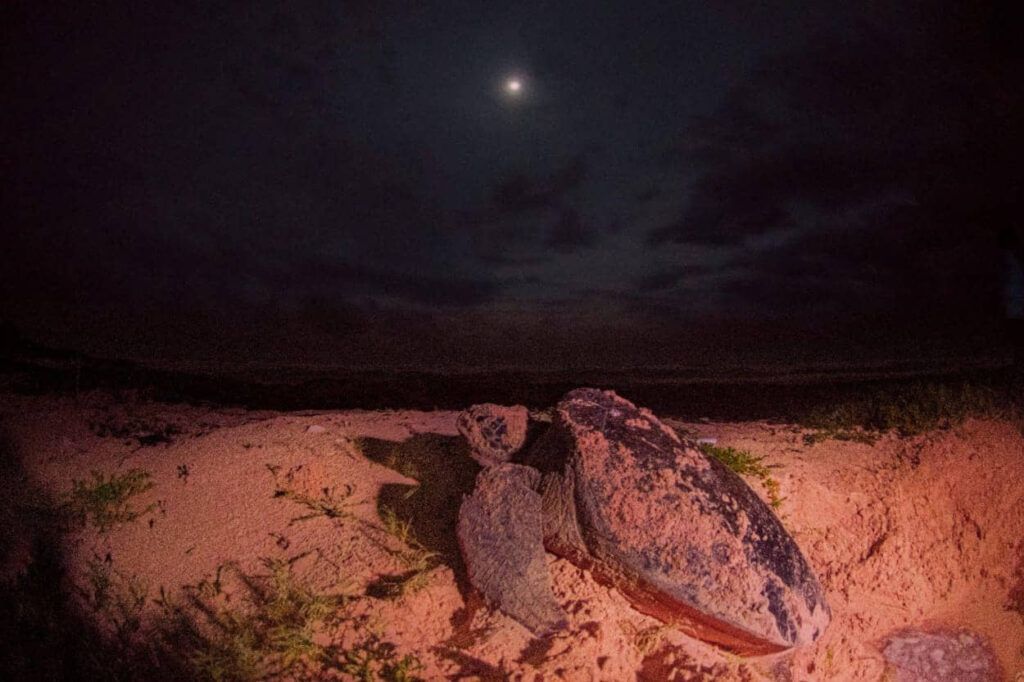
(882, 627), (1002, 682)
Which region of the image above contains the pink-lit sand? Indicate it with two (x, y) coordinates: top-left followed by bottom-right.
(1, 390), (1021, 680)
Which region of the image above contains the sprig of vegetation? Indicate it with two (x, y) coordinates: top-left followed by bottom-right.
(699, 444), (769, 477)
(173, 558), (347, 680)
(78, 557), (149, 644)
(64, 469), (156, 532)
(89, 416), (180, 447)
(698, 444), (784, 509)
(802, 428), (877, 446)
(267, 461), (363, 525)
(329, 631), (425, 682)
(157, 558), (424, 681)
(273, 484), (358, 525)
(355, 433), (478, 566)
(371, 506), (440, 599)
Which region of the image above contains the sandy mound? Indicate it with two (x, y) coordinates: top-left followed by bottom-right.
(0, 390), (1021, 680)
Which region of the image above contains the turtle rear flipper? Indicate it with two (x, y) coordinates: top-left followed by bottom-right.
(457, 463), (568, 635)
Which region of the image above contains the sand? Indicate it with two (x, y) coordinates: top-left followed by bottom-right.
(1, 389), (1022, 680)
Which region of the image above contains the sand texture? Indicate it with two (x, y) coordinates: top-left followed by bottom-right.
(1, 389), (1021, 680)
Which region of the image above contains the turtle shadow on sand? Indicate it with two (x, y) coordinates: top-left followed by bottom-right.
(358, 429), (563, 669)
(357, 423), (551, 571)
(357, 434), (482, 585)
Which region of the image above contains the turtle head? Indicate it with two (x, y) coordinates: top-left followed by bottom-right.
(456, 404), (530, 467)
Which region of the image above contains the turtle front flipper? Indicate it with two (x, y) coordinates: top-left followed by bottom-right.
(457, 463), (568, 635)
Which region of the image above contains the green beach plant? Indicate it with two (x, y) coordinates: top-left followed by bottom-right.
(64, 469), (156, 532)
(698, 444), (784, 509)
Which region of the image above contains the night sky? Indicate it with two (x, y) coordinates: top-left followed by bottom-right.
(3, 2), (1021, 369)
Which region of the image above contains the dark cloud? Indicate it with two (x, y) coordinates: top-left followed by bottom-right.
(1, 1), (497, 331)
(545, 208), (598, 254)
(265, 259), (499, 308)
(719, 201), (1002, 322)
(636, 267), (689, 293)
(633, 187), (663, 204)
(466, 154), (601, 263)
(651, 9), (1019, 245)
(643, 5), (1020, 327)
(490, 155), (588, 214)
(659, 92), (781, 170)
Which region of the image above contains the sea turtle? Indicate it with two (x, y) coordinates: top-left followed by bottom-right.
(456, 388), (830, 655)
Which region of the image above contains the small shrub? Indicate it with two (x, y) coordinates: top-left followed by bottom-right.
(64, 469), (156, 532)
(172, 558), (347, 680)
(329, 632), (425, 681)
(89, 417), (180, 447)
(160, 558), (424, 681)
(802, 428), (877, 446)
(699, 444), (768, 478)
(698, 444), (784, 509)
(805, 381), (1001, 437)
(78, 557), (148, 644)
